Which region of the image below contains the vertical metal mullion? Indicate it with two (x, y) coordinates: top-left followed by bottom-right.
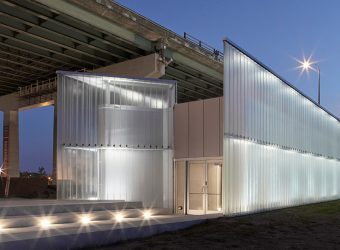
(185, 160), (188, 215)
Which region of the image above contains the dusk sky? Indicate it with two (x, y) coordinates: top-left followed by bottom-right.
(2, 0), (339, 174)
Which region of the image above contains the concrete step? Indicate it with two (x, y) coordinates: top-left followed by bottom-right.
(0, 213), (222, 250)
(0, 208), (172, 229)
(0, 199), (143, 216)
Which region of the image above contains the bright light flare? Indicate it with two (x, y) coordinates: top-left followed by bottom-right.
(80, 215), (91, 225)
(115, 212), (124, 222)
(143, 210), (152, 220)
(302, 60), (312, 70)
(40, 218), (51, 229)
(294, 54), (318, 74)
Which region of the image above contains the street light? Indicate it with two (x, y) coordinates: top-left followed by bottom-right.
(298, 58), (321, 105)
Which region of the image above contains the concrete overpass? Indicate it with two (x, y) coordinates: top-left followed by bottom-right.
(0, 0), (223, 178)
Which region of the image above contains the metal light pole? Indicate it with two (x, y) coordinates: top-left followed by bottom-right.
(316, 64), (320, 105)
(300, 60), (321, 105)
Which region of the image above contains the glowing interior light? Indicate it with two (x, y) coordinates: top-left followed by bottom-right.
(217, 207), (222, 212)
(115, 212), (124, 222)
(80, 215), (91, 225)
(40, 218), (51, 229)
(143, 210), (152, 220)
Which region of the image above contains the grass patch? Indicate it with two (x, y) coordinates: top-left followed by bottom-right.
(88, 200), (340, 250)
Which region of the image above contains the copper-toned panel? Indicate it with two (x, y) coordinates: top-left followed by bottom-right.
(174, 103), (189, 158)
(188, 101), (204, 158)
(204, 98), (220, 157)
(219, 97), (223, 156)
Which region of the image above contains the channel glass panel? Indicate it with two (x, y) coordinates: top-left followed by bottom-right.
(57, 72), (176, 208)
(223, 41), (340, 214)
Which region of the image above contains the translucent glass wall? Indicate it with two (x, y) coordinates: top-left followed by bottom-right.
(223, 41), (340, 214)
(57, 71), (176, 208)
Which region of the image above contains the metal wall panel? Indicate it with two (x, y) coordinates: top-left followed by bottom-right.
(174, 103), (189, 158)
(57, 72), (176, 208)
(223, 41), (340, 215)
(188, 101), (204, 158)
(203, 98), (220, 157)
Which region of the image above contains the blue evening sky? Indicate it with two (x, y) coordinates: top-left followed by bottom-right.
(2, 0), (339, 174)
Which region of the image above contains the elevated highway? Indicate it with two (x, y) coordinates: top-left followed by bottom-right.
(0, 0), (223, 102)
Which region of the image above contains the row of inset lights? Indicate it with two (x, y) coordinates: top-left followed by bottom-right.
(2, 210), (153, 231)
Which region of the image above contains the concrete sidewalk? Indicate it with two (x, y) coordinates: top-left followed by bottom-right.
(0, 213), (222, 250)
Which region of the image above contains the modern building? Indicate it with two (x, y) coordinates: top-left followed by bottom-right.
(55, 40), (340, 216)
(222, 40), (340, 215)
(172, 40), (340, 215)
(57, 72), (176, 209)
(0, 0), (339, 217)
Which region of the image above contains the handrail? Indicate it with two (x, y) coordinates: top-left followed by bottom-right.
(184, 32), (223, 61)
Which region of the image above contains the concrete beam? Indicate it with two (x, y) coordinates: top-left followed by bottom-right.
(32, 0), (152, 52)
(93, 53), (165, 78)
(0, 93), (54, 113)
(165, 50), (223, 81)
(0, 93), (21, 113)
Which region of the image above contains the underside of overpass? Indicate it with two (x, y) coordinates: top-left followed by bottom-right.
(0, 0), (223, 179)
(0, 0), (223, 102)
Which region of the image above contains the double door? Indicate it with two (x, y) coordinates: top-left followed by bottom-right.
(174, 160), (222, 215)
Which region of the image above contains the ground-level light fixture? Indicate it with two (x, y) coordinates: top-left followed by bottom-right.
(143, 210), (152, 220)
(40, 218), (51, 229)
(115, 212), (124, 222)
(80, 215), (91, 225)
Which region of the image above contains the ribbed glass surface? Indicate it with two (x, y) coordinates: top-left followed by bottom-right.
(57, 72), (176, 208)
(223, 41), (340, 214)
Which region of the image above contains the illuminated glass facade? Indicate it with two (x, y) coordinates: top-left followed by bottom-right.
(56, 43), (340, 215)
(57, 72), (176, 208)
(223, 41), (340, 214)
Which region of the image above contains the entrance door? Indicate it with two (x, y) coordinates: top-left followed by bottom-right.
(187, 160), (222, 215)
(206, 162), (222, 213)
(187, 161), (206, 215)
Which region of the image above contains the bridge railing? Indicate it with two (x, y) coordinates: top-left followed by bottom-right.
(18, 78), (57, 98)
(183, 32), (223, 62)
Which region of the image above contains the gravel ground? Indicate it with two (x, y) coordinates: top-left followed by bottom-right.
(87, 200), (340, 249)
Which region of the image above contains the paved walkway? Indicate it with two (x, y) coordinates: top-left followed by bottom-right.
(0, 212), (221, 250)
(0, 199), (222, 250)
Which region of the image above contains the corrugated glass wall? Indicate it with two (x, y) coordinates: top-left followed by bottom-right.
(223, 41), (340, 214)
(57, 72), (176, 208)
